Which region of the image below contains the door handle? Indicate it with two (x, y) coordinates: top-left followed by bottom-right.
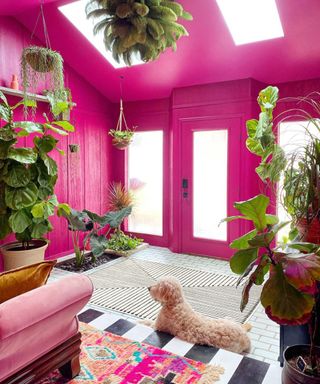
(182, 178), (188, 198)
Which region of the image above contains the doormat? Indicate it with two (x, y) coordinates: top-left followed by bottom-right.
(87, 259), (261, 323)
(39, 322), (224, 384)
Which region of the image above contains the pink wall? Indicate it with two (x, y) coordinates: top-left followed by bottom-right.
(0, 16), (114, 264)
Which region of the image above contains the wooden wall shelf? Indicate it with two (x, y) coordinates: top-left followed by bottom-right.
(0, 86), (76, 107)
(0, 86), (49, 103)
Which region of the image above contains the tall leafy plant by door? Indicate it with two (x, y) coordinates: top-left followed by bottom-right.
(0, 91), (72, 247)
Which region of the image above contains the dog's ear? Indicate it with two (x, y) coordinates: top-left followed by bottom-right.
(159, 279), (183, 304)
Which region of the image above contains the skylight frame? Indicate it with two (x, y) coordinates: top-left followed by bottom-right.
(216, 0), (284, 46)
(59, 0), (143, 69)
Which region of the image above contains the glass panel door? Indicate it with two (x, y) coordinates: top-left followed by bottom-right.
(127, 131), (163, 236)
(193, 130), (228, 241)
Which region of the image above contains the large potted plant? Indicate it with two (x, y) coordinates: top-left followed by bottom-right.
(0, 91), (72, 270)
(222, 85), (320, 382)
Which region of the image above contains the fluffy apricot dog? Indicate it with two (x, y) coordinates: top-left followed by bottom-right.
(146, 277), (251, 354)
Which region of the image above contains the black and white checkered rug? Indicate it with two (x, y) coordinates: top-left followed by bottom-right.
(78, 308), (282, 384)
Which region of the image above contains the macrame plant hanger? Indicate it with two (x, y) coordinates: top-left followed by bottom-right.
(31, 2), (51, 49)
(110, 76), (134, 149)
(116, 76), (129, 133)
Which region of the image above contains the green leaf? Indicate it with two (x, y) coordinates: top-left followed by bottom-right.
(12, 99), (37, 110)
(31, 221), (50, 238)
(90, 234), (108, 257)
(102, 206), (132, 228)
(31, 202), (45, 218)
(2, 164), (31, 187)
(48, 194), (58, 206)
(8, 148), (37, 164)
(44, 123), (68, 136)
(234, 194), (269, 231)
(0, 125), (17, 141)
(230, 248), (258, 274)
(40, 153), (58, 176)
(0, 104), (11, 122)
(57, 203), (71, 217)
(246, 137), (264, 156)
(219, 215), (251, 225)
(34, 135), (58, 153)
(13, 121), (43, 136)
(248, 232), (275, 247)
(0, 213), (11, 239)
(266, 214), (279, 225)
(0, 91), (8, 105)
(52, 121), (74, 132)
(0, 139), (16, 159)
(5, 182), (38, 210)
(230, 230), (257, 250)
(8, 209), (32, 233)
(246, 119), (258, 138)
(288, 242), (320, 253)
(261, 264), (314, 325)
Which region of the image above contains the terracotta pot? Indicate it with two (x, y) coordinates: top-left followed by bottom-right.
(10, 74), (19, 90)
(1, 240), (48, 271)
(112, 137), (132, 150)
(282, 345), (320, 384)
(25, 51), (55, 72)
(296, 218), (320, 244)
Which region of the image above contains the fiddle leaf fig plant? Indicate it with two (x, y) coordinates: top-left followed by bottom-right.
(246, 86), (286, 183)
(0, 90), (72, 247)
(222, 194), (320, 326)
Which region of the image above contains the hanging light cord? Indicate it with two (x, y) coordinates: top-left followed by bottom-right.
(31, 2), (51, 49)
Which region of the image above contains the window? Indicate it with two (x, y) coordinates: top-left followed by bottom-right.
(128, 131), (163, 236)
(193, 130), (228, 241)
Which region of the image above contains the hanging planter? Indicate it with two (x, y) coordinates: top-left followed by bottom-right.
(86, 0), (193, 66)
(21, 5), (68, 116)
(109, 77), (136, 150)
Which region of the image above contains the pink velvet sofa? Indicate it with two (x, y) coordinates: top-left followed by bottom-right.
(0, 274), (93, 383)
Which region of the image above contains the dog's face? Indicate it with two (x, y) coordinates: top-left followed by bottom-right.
(148, 277), (184, 305)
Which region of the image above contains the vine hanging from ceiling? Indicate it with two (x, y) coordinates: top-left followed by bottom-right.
(86, 0), (193, 65)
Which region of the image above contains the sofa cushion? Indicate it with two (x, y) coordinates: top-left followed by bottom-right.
(0, 260), (56, 303)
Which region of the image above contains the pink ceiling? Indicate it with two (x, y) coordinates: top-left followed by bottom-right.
(1, 0), (320, 102)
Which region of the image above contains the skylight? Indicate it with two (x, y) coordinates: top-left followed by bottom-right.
(216, 0), (284, 45)
(59, 0), (143, 69)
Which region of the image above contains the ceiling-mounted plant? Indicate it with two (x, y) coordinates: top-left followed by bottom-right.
(86, 0), (193, 65)
(21, 5), (68, 115)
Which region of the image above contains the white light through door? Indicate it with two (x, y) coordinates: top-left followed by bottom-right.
(193, 130), (228, 241)
(128, 131), (163, 236)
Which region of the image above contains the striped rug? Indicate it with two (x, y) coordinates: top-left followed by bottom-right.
(87, 258), (261, 322)
(78, 308), (282, 384)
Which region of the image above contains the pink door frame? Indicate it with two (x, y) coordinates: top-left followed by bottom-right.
(178, 116), (242, 259)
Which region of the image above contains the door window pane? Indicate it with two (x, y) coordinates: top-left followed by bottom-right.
(128, 131), (163, 235)
(193, 130), (228, 241)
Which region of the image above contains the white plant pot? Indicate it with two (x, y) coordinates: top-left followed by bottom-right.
(1, 240), (48, 271)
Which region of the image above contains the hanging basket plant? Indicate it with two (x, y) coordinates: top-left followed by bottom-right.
(21, 46), (65, 104)
(86, 0), (193, 65)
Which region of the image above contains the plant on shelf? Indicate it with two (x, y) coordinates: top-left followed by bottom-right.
(0, 90), (72, 269)
(222, 85), (320, 381)
(45, 87), (74, 120)
(86, 0), (193, 66)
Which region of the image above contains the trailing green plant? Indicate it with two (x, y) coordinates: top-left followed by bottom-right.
(245, 86), (286, 183)
(107, 229), (142, 251)
(45, 87), (73, 119)
(21, 46), (65, 114)
(61, 206), (132, 260)
(222, 194), (320, 375)
(0, 90), (72, 248)
(86, 0), (193, 65)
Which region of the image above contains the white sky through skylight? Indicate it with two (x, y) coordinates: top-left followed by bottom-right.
(59, 0), (143, 68)
(216, 0), (284, 45)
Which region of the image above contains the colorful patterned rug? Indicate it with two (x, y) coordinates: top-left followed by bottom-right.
(39, 323), (224, 384)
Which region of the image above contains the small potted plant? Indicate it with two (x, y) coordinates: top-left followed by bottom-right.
(0, 90), (72, 270)
(109, 128), (135, 149)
